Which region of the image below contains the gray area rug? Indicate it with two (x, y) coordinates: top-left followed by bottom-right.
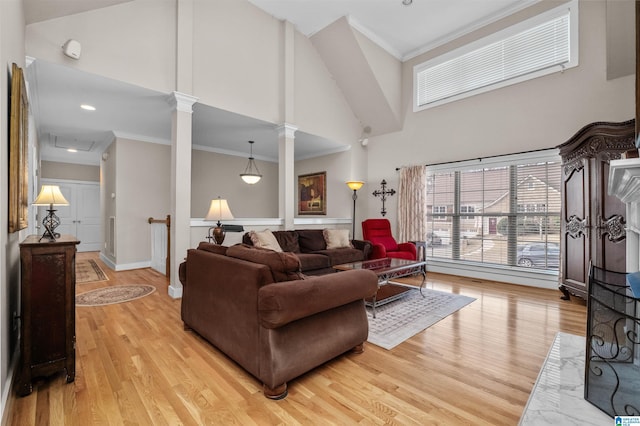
(367, 288), (475, 350)
(76, 285), (156, 307)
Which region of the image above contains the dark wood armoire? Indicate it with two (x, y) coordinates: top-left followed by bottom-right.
(556, 120), (636, 300)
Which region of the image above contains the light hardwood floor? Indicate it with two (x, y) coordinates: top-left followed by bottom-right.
(6, 252), (586, 425)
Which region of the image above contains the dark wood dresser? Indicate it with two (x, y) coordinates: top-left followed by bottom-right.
(17, 235), (80, 396)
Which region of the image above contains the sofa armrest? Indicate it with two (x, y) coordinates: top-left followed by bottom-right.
(368, 242), (387, 260)
(258, 269), (378, 329)
(351, 239), (372, 259)
(397, 242), (417, 258)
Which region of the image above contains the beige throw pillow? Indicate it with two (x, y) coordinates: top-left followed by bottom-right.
(249, 229), (283, 252)
(323, 229), (352, 249)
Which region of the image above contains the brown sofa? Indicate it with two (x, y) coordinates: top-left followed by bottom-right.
(179, 242), (378, 399)
(242, 229), (371, 275)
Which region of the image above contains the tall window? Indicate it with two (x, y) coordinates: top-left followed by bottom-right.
(425, 151), (561, 271)
(413, 0), (578, 111)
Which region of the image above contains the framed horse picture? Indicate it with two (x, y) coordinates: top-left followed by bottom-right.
(298, 172), (326, 215)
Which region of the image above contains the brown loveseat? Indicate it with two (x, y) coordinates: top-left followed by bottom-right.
(242, 229), (371, 275)
(179, 242), (378, 399)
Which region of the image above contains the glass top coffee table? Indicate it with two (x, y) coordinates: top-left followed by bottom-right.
(334, 258), (426, 318)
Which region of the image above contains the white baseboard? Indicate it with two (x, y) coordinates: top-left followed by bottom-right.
(99, 253), (151, 272)
(1, 346), (19, 425)
(168, 285), (183, 299)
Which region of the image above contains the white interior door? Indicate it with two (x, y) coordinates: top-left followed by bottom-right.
(39, 180), (101, 252)
(75, 185), (101, 251)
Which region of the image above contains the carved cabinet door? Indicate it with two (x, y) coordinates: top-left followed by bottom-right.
(561, 158), (591, 299)
(592, 157), (626, 273)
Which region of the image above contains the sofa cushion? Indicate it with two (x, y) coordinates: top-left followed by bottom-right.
(226, 244), (302, 282)
(197, 242), (228, 255)
(323, 229), (352, 249)
(296, 229), (326, 252)
(249, 230), (283, 252)
(296, 252), (331, 272)
(313, 248), (365, 266)
(273, 231), (301, 253)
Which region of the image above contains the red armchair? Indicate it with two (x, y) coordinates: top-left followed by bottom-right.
(362, 219), (417, 260)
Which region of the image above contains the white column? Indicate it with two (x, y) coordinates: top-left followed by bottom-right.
(277, 124), (297, 230)
(168, 92), (197, 298)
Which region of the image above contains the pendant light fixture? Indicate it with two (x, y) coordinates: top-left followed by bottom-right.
(240, 140), (262, 184)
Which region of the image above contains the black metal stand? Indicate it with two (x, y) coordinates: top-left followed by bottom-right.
(351, 189), (358, 239)
(39, 208), (61, 241)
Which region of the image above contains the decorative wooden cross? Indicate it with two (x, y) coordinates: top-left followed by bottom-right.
(372, 179), (396, 217)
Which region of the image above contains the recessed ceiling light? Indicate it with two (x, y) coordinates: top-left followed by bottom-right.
(67, 148), (78, 153)
(80, 104), (96, 111)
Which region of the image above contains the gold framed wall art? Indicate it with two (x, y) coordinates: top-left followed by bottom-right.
(9, 63), (29, 233)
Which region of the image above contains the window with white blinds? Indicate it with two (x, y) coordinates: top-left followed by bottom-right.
(425, 150), (561, 271)
(413, 0), (578, 111)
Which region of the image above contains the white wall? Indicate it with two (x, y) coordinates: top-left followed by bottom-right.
(293, 30), (362, 145)
(41, 160), (100, 182)
(366, 0), (635, 233)
(100, 138), (171, 269)
(295, 150), (354, 220)
(0, 0), (27, 421)
(101, 141), (117, 264)
(192, 0), (281, 124)
(191, 148), (278, 218)
(114, 138), (170, 267)
(25, 0), (176, 94)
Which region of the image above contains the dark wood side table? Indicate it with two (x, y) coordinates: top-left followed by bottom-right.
(17, 235), (80, 396)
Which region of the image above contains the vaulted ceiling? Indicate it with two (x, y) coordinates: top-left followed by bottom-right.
(25, 0), (541, 165)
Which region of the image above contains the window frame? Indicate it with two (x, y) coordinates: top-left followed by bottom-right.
(413, 0), (579, 112)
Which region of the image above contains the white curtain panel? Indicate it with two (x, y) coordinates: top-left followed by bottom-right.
(398, 165), (427, 243)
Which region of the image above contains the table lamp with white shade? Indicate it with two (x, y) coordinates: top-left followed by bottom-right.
(205, 197), (234, 244)
(32, 185), (69, 241)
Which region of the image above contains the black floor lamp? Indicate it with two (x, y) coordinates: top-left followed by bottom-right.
(346, 181), (365, 239)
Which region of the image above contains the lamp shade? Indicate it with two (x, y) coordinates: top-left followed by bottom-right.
(33, 185), (69, 206)
(346, 181), (365, 191)
(205, 197), (234, 222)
(240, 172), (261, 185)
(240, 140), (262, 184)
